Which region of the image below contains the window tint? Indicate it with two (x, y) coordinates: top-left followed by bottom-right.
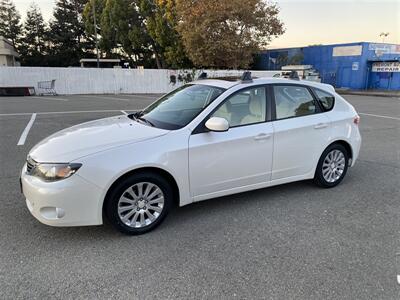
(273, 85), (316, 119)
(314, 89), (335, 111)
(212, 87), (266, 127)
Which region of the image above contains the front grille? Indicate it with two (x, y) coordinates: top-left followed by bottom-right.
(26, 157), (37, 174)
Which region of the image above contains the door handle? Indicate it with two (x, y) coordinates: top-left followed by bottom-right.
(314, 123), (328, 129)
(254, 133), (271, 140)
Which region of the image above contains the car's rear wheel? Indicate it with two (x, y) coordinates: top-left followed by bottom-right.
(105, 172), (172, 235)
(314, 144), (349, 188)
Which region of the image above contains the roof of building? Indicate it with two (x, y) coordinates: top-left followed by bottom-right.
(0, 36), (13, 44)
(261, 41), (400, 52)
(80, 58), (121, 63)
(0, 36), (19, 57)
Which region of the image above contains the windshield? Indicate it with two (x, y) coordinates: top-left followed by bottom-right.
(135, 84), (225, 130)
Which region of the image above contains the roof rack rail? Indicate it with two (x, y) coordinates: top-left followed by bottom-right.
(241, 71), (252, 83)
(197, 72), (208, 80)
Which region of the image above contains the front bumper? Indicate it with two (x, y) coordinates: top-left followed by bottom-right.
(21, 164), (104, 227)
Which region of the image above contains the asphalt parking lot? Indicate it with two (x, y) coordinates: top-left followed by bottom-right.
(0, 93), (399, 299)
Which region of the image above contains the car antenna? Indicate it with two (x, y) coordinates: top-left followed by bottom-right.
(197, 72), (207, 80)
(289, 71), (300, 80)
(241, 71), (252, 83)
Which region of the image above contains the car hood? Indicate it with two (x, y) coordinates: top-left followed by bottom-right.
(29, 115), (169, 162)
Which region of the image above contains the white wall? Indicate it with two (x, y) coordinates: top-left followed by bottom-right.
(0, 67), (281, 95)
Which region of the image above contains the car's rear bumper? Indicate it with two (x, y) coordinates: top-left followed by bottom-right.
(350, 129), (362, 167)
(21, 164), (104, 227)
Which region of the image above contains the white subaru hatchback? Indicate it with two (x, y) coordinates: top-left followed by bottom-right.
(21, 73), (361, 235)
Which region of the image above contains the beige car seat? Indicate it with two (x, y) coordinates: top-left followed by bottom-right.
(275, 93), (294, 119)
(241, 94), (264, 124)
(213, 102), (232, 123)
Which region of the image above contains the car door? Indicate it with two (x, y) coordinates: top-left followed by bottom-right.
(271, 84), (331, 180)
(188, 86), (274, 200)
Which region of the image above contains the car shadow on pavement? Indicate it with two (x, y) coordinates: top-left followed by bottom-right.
(25, 179), (323, 241)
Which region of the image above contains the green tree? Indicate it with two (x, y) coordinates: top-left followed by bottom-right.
(83, 0), (143, 64)
(48, 0), (89, 66)
(83, 0), (191, 68)
(87, 0), (157, 67)
(100, 0), (147, 62)
(139, 0), (191, 68)
(176, 0), (285, 69)
(19, 3), (48, 65)
(0, 0), (22, 46)
(276, 53), (288, 67)
(82, 0), (110, 56)
(289, 53), (304, 65)
(138, 0), (167, 68)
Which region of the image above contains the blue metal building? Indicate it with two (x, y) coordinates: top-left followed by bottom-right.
(256, 42), (400, 90)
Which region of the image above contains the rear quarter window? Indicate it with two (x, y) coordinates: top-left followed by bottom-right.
(314, 88), (335, 111)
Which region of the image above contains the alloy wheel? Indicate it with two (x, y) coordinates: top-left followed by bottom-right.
(117, 182), (164, 228)
(322, 149), (346, 183)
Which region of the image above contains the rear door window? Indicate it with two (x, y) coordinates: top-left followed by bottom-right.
(273, 85), (317, 120)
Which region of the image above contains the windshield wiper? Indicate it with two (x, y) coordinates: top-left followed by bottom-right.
(138, 116), (155, 127)
(128, 111), (154, 127)
(128, 111), (142, 119)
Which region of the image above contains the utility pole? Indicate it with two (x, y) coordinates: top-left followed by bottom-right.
(92, 0), (100, 68)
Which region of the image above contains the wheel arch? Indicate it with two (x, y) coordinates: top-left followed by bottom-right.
(328, 140), (353, 160)
(313, 139), (353, 187)
(103, 166), (180, 214)
(314, 139), (353, 178)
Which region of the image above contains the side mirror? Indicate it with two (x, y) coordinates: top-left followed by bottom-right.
(205, 117), (229, 132)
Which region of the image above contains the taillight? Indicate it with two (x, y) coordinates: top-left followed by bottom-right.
(353, 115), (360, 125)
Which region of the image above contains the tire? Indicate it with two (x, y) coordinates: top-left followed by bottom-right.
(314, 143), (349, 188)
(105, 172), (173, 235)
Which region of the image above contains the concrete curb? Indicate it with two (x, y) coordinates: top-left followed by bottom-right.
(336, 89), (400, 98)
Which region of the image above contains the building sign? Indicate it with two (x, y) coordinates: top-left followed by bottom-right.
(369, 43), (400, 54)
(352, 62), (359, 71)
(371, 61), (400, 72)
(332, 45), (362, 57)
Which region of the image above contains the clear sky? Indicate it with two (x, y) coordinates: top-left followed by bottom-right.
(13, 0), (400, 48)
(271, 0), (399, 48)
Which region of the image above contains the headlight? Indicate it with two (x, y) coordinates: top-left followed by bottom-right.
(31, 163), (82, 182)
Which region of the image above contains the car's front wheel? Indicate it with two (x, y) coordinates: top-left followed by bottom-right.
(105, 172), (172, 235)
(314, 143), (349, 188)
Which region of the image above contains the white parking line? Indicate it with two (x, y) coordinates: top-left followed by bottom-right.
(17, 113), (37, 145)
(81, 95), (130, 102)
(120, 110), (128, 115)
(0, 109), (132, 117)
(119, 94), (159, 100)
(359, 112), (400, 121)
(31, 96), (69, 102)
